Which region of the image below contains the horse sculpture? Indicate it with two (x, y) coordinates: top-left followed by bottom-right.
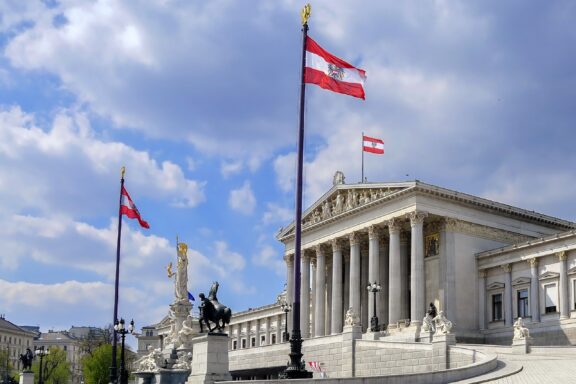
(199, 281), (232, 333)
(19, 348), (34, 371)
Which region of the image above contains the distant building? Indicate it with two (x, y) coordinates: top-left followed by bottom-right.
(0, 315), (36, 372)
(35, 330), (83, 384)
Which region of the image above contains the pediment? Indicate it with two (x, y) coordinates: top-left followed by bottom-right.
(539, 271), (560, 281)
(487, 282), (505, 290)
(512, 277), (531, 286)
(301, 185), (408, 228)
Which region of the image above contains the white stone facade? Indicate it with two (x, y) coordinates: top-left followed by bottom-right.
(0, 316), (35, 372)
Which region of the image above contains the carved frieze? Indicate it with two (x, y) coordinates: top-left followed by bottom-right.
(442, 218), (533, 244)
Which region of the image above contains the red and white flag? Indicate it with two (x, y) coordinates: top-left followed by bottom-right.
(363, 135), (384, 154)
(305, 36), (366, 100)
(120, 186), (150, 229)
(308, 361), (322, 373)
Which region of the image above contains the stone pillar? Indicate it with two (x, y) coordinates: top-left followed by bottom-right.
(528, 258), (540, 323)
(326, 258), (333, 333)
(315, 245), (326, 337)
(311, 256), (317, 337)
(285, 253), (294, 332)
(301, 251), (311, 338)
(331, 239), (343, 334)
(247, 320), (252, 348)
(344, 252), (350, 319)
(388, 219), (402, 324)
(558, 251), (569, 320)
(361, 244), (369, 331)
(255, 319), (261, 347)
(368, 225), (380, 322)
(188, 334), (232, 384)
(503, 264), (512, 327)
(410, 211), (427, 325)
(478, 270), (486, 330)
(442, 219), (457, 319)
(265, 317), (270, 346)
(236, 323), (241, 348)
(276, 314), (282, 343)
(400, 232), (410, 320)
(379, 238), (389, 326)
(20, 370), (34, 384)
(349, 232), (361, 319)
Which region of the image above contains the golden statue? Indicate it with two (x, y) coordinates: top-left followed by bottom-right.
(301, 3), (311, 26)
(166, 262), (175, 278)
(177, 242), (188, 256)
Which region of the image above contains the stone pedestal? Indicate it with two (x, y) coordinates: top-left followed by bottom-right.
(431, 333), (455, 371)
(187, 333), (231, 384)
(19, 371), (34, 384)
(341, 325), (362, 377)
(512, 337), (531, 354)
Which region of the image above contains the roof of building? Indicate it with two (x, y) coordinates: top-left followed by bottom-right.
(0, 316), (36, 336)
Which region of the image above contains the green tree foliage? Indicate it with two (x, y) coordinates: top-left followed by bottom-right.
(81, 344), (117, 384)
(32, 348), (71, 384)
(0, 349), (17, 384)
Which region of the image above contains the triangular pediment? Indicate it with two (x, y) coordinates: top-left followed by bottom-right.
(512, 277), (531, 286)
(487, 282), (505, 290)
(539, 271), (560, 281)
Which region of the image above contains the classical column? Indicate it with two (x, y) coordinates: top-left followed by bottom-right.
(410, 211), (427, 324)
(502, 264), (512, 326)
(349, 232), (361, 318)
(361, 245), (369, 331)
(379, 238), (389, 326)
(368, 225), (380, 322)
(558, 252), (569, 320)
(247, 320), (252, 348)
(255, 319), (261, 347)
(331, 239), (343, 334)
(388, 219), (402, 324)
(265, 317), (270, 345)
(315, 245), (326, 336)
(276, 314), (282, 343)
(343, 252), (350, 317)
(300, 251), (311, 338)
(326, 258), (333, 333)
(311, 256), (317, 337)
(284, 253), (294, 331)
(478, 270), (486, 330)
(400, 232), (410, 320)
(236, 323), (242, 348)
(528, 258), (540, 323)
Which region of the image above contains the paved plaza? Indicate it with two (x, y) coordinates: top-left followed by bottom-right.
(455, 353), (576, 384)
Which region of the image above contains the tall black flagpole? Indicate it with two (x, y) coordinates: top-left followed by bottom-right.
(110, 166), (125, 384)
(282, 4), (312, 379)
(361, 132), (365, 183)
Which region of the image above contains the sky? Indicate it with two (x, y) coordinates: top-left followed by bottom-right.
(1, 0), (576, 344)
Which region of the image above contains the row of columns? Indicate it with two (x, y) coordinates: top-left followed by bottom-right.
(231, 315), (285, 349)
(478, 251), (570, 330)
(285, 211), (429, 337)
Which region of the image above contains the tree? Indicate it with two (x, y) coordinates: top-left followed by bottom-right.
(78, 325), (114, 357)
(0, 349), (17, 384)
(32, 348), (71, 384)
(82, 344), (137, 384)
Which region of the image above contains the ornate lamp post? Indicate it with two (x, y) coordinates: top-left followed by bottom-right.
(367, 282), (382, 332)
(35, 346), (49, 384)
(114, 318), (134, 384)
(280, 302), (292, 342)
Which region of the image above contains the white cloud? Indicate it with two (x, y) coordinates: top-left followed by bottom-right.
(220, 160), (244, 179)
(262, 203), (293, 226)
(252, 244), (284, 277)
(228, 181), (256, 215)
(273, 153), (296, 193)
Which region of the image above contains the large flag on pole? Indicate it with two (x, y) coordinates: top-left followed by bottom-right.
(304, 36), (366, 99)
(362, 135), (384, 154)
(120, 186), (150, 229)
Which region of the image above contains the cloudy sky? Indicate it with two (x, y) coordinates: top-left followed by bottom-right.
(1, 0), (575, 339)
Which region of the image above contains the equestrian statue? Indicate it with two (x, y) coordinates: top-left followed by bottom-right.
(199, 281), (232, 333)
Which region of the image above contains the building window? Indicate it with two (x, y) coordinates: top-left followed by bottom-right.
(241, 339), (246, 349)
(260, 335), (265, 346)
(63, 346), (67, 351)
(492, 293), (503, 321)
(545, 283), (558, 313)
(251, 337), (256, 347)
(271, 334), (277, 344)
(517, 289), (529, 318)
(232, 340), (237, 350)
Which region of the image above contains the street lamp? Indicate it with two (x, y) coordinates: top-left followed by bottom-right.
(367, 282), (382, 332)
(280, 302), (292, 342)
(114, 319), (134, 384)
(34, 346), (49, 384)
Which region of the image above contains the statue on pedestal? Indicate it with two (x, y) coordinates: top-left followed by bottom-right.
(422, 303), (437, 333)
(174, 242), (189, 303)
(198, 281), (232, 333)
(433, 311), (453, 334)
(513, 317), (530, 340)
(19, 348), (33, 371)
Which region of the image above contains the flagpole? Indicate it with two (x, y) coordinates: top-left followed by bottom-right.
(110, 166), (125, 384)
(282, 4), (312, 380)
(361, 132), (365, 183)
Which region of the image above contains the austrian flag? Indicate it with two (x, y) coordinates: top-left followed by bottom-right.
(120, 186), (150, 229)
(305, 36), (366, 99)
(363, 135), (384, 154)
